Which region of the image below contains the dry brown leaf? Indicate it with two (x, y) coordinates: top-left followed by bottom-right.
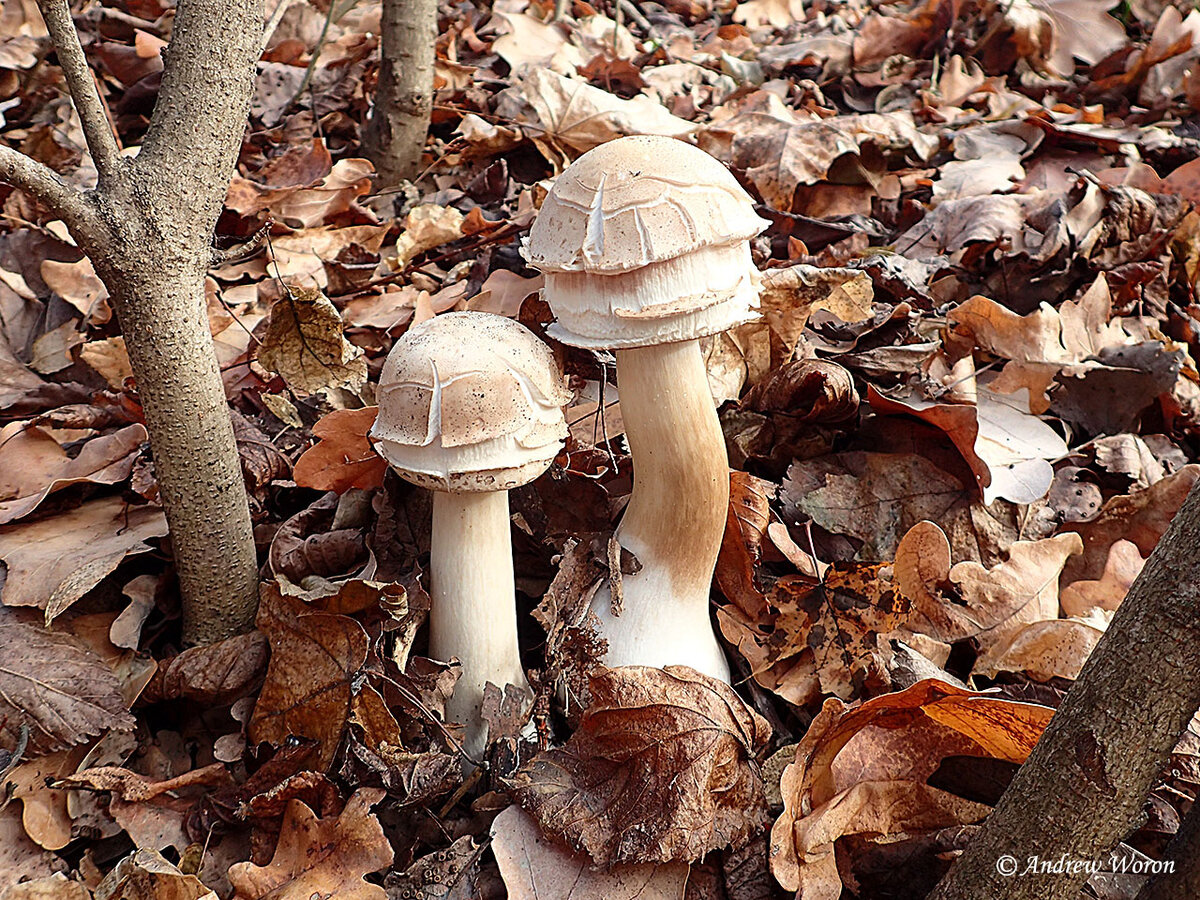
(248, 584), (369, 773)
(1061, 464), (1200, 583)
(1060, 539), (1146, 616)
(393, 204), (465, 268)
(227, 151), (374, 229)
(6, 744), (89, 850)
(973, 611), (1108, 680)
(769, 680), (1053, 898)
(465, 269), (543, 318)
(79, 336), (133, 389)
(292, 407), (386, 493)
(0, 423), (146, 524)
(144, 631), (269, 706)
(757, 266), (873, 355)
(96, 848), (216, 900)
(257, 286), (367, 396)
(0, 496), (167, 620)
(40, 257), (111, 324)
(2, 874), (92, 900)
(0, 803), (56, 893)
(0, 621), (134, 757)
(700, 98), (936, 210)
(228, 788), (392, 900)
(715, 470), (774, 621)
(56, 762), (231, 801)
(894, 520), (1082, 642)
(510, 666), (771, 866)
(491, 805), (689, 900)
(508, 68), (694, 156)
(867, 383), (1068, 505)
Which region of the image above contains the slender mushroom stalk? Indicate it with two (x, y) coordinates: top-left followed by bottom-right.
(370, 311), (571, 758)
(525, 135), (769, 682)
(591, 342), (732, 679)
(428, 490), (527, 721)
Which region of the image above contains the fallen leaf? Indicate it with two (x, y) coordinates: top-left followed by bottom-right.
(0, 496), (168, 621)
(96, 848), (216, 900)
(79, 336), (133, 389)
(2, 874), (91, 900)
(248, 584), (369, 773)
(1060, 539), (1146, 616)
(757, 265), (874, 355)
(228, 789), (392, 900)
(6, 744), (90, 850)
(0, 423), (146, 524)
(0, 803), (56, 893)
(732, 0), (805, 30)
(40, 257), (111, 324)
(492, 805), (689, 900)
(894, 520), (1082, 642)
(973, 610), (1109, 680)
(393, 204), (465, 268)
(0, 621), (134, 757)
(511, 666), (771, 866)
(143, 631), (270, 706)
(769, 680), (1053, 897)
(292, 407), (386, 493)
(257, 286), (368, 396)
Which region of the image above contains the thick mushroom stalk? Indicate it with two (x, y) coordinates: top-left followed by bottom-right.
(592, 341), (731, 680)
(429, 490), (529, 746)
(525, 135), (769, 683)
(369, 311), (571, 759)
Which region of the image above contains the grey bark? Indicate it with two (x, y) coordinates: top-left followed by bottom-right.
(929, 482), (1200, 900)
(1135, 795), (1200, 900)
(363, 0), (437, 187)
(0, 0), (263, 644)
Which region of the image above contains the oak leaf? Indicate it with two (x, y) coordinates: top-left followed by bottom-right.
(292, 407), (386, 493)
(510, 666), (771, 866)
(228, 789), (392, 900)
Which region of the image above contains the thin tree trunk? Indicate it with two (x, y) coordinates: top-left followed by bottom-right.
(929, 483), (1200, 900)
(364, 0), (437, 188)
(0, 0), (263, 644)
(1136, 795), (1200, 900)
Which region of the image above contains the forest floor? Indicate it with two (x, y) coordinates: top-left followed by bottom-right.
(3, 0), (1200, 897)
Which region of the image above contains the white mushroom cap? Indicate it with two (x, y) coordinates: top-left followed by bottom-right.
(370, 311), (572, 492)
(524, 135), (770, 349)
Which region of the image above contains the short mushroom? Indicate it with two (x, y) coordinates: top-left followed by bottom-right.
(524, 135), (769, 682)
(369, 311), (572, 757)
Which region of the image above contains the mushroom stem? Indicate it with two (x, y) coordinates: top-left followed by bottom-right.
(591, 339), (732, 681)
(430, 489), (531, 756)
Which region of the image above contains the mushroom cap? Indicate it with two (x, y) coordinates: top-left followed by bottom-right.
(369, 312), (571, 492)
(523, 135), (769, 349)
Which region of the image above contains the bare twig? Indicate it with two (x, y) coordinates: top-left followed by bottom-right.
(0, 144), (96, 235)
(36, 0), (121, 183)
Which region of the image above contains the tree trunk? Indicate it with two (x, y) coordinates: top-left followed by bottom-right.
(1136, 797), (1200, 900)
(929, 483), (1200, 900)
(1, 0), (263, 644)
(363, 0), (437, 188)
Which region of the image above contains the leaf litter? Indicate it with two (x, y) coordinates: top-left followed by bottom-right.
(3, 0), (1200, 896)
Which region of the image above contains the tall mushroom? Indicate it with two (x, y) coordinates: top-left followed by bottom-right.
(524, 135), (769, 683)
(370, 311), (572, 757)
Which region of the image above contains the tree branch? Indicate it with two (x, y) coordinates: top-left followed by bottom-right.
(36, 0), (121, 184)
(136, 0), (263, 239)
(0, 144), (98, 237)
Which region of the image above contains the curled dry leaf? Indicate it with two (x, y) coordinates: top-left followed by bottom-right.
(228, 788), (392, 900)
(292, 407), (386, 493)
(769, 680), (1054, 899)
(510, 666), (771, 866)
(756, 266), (874, 356)
(0, 495), (168, 621)
(248, 584), (369, 773)
(492, 805), (689, 900)
(0, 621), (134, 757)
(868, 383), (1069, 505)
(6, 744), (90, 850)
(894, 520), (1082, 642)
(257, 286), (368, 396)
(142, 631), (269, 706)
(973, 610), (1109, 681)
(57, 762), (232, 802)
(1, 874), (92, 899)
(98, 848), (217, 900)
(0, 422), (146, 524)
